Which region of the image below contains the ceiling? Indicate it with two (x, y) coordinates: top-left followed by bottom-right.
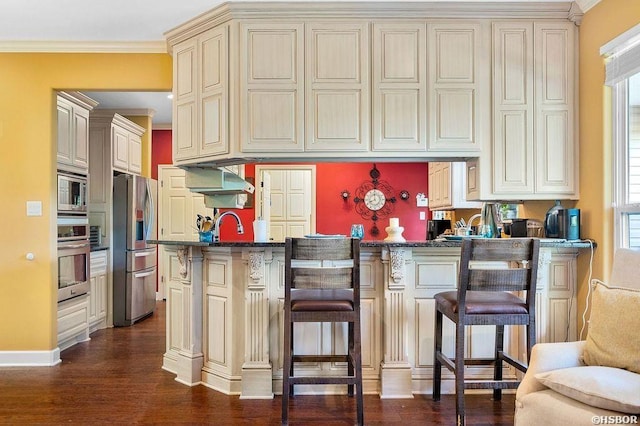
(2, 0), (599, 128)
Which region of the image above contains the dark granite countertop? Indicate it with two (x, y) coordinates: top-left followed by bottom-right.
(90, 245), (109, 252)
(147, 238), (595, 249)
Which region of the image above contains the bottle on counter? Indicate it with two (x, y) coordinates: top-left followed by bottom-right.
(480, 203), (499, 238)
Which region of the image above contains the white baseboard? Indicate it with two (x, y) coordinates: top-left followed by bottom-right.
(0, 348), (61, 366)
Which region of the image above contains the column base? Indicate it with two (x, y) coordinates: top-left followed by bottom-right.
(163, 351), (204, 386)
(240, 364), (274, 399)
(380, 362), (414, 399)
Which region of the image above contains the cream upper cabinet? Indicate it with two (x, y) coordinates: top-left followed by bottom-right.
(429, 162), (481, 210)
(240, 23), (304, 152)
(305, 22), (370, 152)
(109, 115), (144, 175)
(427, 22), (489, 154)
(534, 21), (576, 195)
(165, 4), (580, 171)
(57, 92), (97, 174)
(372, 22), (427, 152)
(468, 20), (578, 200)
(173, 26), (228, 164)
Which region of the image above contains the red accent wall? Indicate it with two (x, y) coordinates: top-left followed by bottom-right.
(151, 132), (431, 241)
(151, 130), (172, 180)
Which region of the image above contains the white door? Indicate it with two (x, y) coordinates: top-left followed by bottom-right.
(255, 165), (316, 241)
(157, 165), (214, 299)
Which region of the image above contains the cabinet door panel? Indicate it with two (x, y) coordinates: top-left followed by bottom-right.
(73, 108), (90, 170)
(373, 23), (425, 151)
(201, 93), (224, 151)
(435, 89), (473, 142)
(495, 110), (532, 191)
(112, 127), (129, 171)
(128, 133), (142, 174)
(241, 23), (304, 152)
(535, 22), (575, 195)
(312, 32), (361, 82)
(57, 100), (73, 166)
(175, 102), (197, 158)
(176, 43), (196, 99)
(247, 91), (298, 148)
(306, 23), (369, 151)
(174, 39), (198, 161)
(493, 22), (534, 195)
(313, 90), (361, 142)
(428, 22), (487, 152)
(200, 27), (228, 157)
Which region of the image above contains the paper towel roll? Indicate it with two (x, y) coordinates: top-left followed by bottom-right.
(253, 219), (268, 242)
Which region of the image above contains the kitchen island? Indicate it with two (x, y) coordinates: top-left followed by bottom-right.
(150, 239), (593, 399)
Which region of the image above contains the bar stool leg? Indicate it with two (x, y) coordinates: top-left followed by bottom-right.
(282, 317), (292, 424)
(493, 325), (504, 401)
(455, 322), (466, 426)
(432, 309), (443, 401)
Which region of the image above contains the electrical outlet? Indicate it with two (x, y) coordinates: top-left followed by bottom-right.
(420, 211), (426, 220)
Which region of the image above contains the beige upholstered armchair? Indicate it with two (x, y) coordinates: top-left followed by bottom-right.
(515, 248), (640, 425)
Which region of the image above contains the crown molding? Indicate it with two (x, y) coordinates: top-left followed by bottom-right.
(165, 1), (581, 50)
(152, 123), (172, 131)
(576, 0), (601, 13)
(0, 40), (166, 53)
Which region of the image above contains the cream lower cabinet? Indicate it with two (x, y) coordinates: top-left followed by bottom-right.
(57, 295), (90, 352)
(161, 244), (580, 397)
(89, 250), (108, 334)
(467, 20), (578, 201)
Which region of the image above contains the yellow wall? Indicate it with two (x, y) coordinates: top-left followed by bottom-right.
(575, 0), (640, 331)
(0, 53), (171, 351)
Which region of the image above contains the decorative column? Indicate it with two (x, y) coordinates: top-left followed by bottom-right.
(240, 248), (274, 399)
(173, 246), (204, 386)
(380, 247), (414, 398)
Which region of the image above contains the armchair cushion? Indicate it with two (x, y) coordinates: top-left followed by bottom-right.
(535, 366), (640, 414)
(582, 281), (640, 374)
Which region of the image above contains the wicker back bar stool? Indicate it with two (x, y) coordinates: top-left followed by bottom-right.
(432, 238), (540, 426)
(282, 237), (364, 425)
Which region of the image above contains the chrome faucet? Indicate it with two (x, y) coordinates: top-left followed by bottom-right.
(213, 211), (244, 242)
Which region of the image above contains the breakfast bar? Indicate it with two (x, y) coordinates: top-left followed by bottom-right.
(151, 239), (592, 399)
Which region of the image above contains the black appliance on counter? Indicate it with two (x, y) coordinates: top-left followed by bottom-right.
(558, 208), (581, 240)
(427, 219), (451, 240)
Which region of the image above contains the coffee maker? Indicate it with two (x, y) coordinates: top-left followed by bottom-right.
(427, 219), (451, 240)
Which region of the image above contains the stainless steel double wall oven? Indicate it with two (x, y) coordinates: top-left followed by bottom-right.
(57, 172), (90, 302)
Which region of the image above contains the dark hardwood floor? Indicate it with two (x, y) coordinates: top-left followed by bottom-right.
(0, 301), (515, 425)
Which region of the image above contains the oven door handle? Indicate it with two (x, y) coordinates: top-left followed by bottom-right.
(60, 243), (90, 249)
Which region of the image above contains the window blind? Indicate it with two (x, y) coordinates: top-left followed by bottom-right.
(602, 23), (640, 87)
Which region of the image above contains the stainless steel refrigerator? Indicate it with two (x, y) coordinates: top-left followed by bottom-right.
(112, 174), (157, 326)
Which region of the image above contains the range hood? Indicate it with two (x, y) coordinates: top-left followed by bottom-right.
(184, 166), (255, 208)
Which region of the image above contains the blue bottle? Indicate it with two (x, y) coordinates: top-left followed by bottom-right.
(544, 200), (563, 238)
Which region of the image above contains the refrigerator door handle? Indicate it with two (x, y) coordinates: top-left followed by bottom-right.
(134, 251), (154, 257)
(145, 179), (155, 240)
(134, 270), (155, 279)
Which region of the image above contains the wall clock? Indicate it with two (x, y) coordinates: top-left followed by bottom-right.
(353, 164), (396, 236)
